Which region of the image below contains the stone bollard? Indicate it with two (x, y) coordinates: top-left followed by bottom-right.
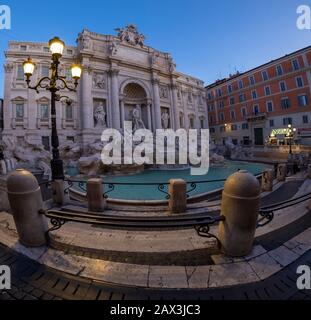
(6, 169), (48, 247)
(308, 164), (311, 179)
(218, 170), (261, 257)
(277, 164), (287, 181)
(87, 178), (105, 212)
(261, 169), (274, 192)
(51, 179), (65, 205)
(168, 179), (187, 214)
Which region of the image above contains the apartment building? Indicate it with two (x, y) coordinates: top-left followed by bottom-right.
(206, 46), (311, 146)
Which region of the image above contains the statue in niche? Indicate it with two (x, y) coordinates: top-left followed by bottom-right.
(161, 110), (170, 129)
(132, 105), (145, 131)
(93, 73), (105, 89)
(94, 102), (106, 127)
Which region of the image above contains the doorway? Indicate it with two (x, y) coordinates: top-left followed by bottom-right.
(254, 128), (264, 145)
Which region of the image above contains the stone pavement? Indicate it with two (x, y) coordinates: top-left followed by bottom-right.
(1, 176), (311, 299)
(1, 241), (311, 300)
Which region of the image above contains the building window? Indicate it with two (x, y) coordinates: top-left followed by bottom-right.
(179, 114), (184, 127)
(231, 124), (237, 131)
(220, 126), (225, 132)
(239, 93), (246, 102)
(253, 105), (260, 115)
(238, 80), (243, 89)
(227, 85), (232, 93)
(230, 110), (236, 120)
(269, 119), (275, 127)
(15, 103), (24, 122)
(40, 104), (49, 120)
(249, 75), (255, 85)
(66, 104), (73, 120)
(292, 59), (300, 71)
(252, 90), (257, 100)
(17, 65), (24, 80)
(266, 101), (274, 112)
(210, 127), (216, 133)
(43, 47), (49, 52)
(20, 45), (27, 51)
(207, 93), (212, 100)
(276, 65), (283, 76)
(281, 97), (291, 109)
(219, 112), (225, 122)
(216, 88), (222, 97)
(303, 115), (309, 124)
(229, 97), (235, 105)
(42, 137), (50, 151)
(262, 70), (269, 81)
(67, 136), (75, 143)
(296, 77), (304, 88)
(189, 117), (195, 129)
(218, 101), (224, 109)
(298, 94), (309, 107)
(283, 118), (292, 126)
(41, 66), (49, 78)
(242, 123), (249, 130)
(265, 86), (271, 96)
(279, 81), (287, 92)
(66, 49), (73, 55)
(241, 107), (247, 118)
(200, 118), (205, 128)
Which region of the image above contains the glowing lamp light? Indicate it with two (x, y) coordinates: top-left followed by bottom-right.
(49, 37), (65, 57)
(23, 57), (35, 77)
(71, 64), (82, 80)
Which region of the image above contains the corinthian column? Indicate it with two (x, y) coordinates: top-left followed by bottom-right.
(80, 65), (93, 130)
(151, 76), (162, 130)
(3, 63), (13, 131)
(171, 83), (180, 130)
(109, 68), (121, 130)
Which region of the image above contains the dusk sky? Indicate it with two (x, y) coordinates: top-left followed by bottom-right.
(0, 0), (311, 97)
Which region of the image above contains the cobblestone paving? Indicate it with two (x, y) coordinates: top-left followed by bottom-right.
(1, 242), (311, 300)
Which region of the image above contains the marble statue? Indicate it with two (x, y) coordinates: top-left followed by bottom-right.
(94, 102), (106, 127)
(108, 41), (118, 55)
(161, 110), (170, 129)
(132, 105), (145, 131)
(115, 25), (145, 47)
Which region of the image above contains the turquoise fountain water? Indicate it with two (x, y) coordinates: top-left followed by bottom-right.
(66, 161), (267, 200)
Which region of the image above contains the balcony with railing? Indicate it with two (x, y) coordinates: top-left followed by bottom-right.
(246, 112), (267, 122)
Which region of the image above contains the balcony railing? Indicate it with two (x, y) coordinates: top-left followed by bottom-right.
(246, 112), (267, 122)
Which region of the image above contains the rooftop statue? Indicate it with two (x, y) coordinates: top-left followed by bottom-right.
(115, 24), (145, 47)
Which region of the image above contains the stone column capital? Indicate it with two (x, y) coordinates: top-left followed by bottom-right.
(151, 77), (160, 85)
(82, 64), (92, 74)
(109, 68), (119, 77)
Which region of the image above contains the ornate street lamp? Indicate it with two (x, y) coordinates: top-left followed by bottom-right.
(287, 124), (296, 155)
(23, 37), (82, 180)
